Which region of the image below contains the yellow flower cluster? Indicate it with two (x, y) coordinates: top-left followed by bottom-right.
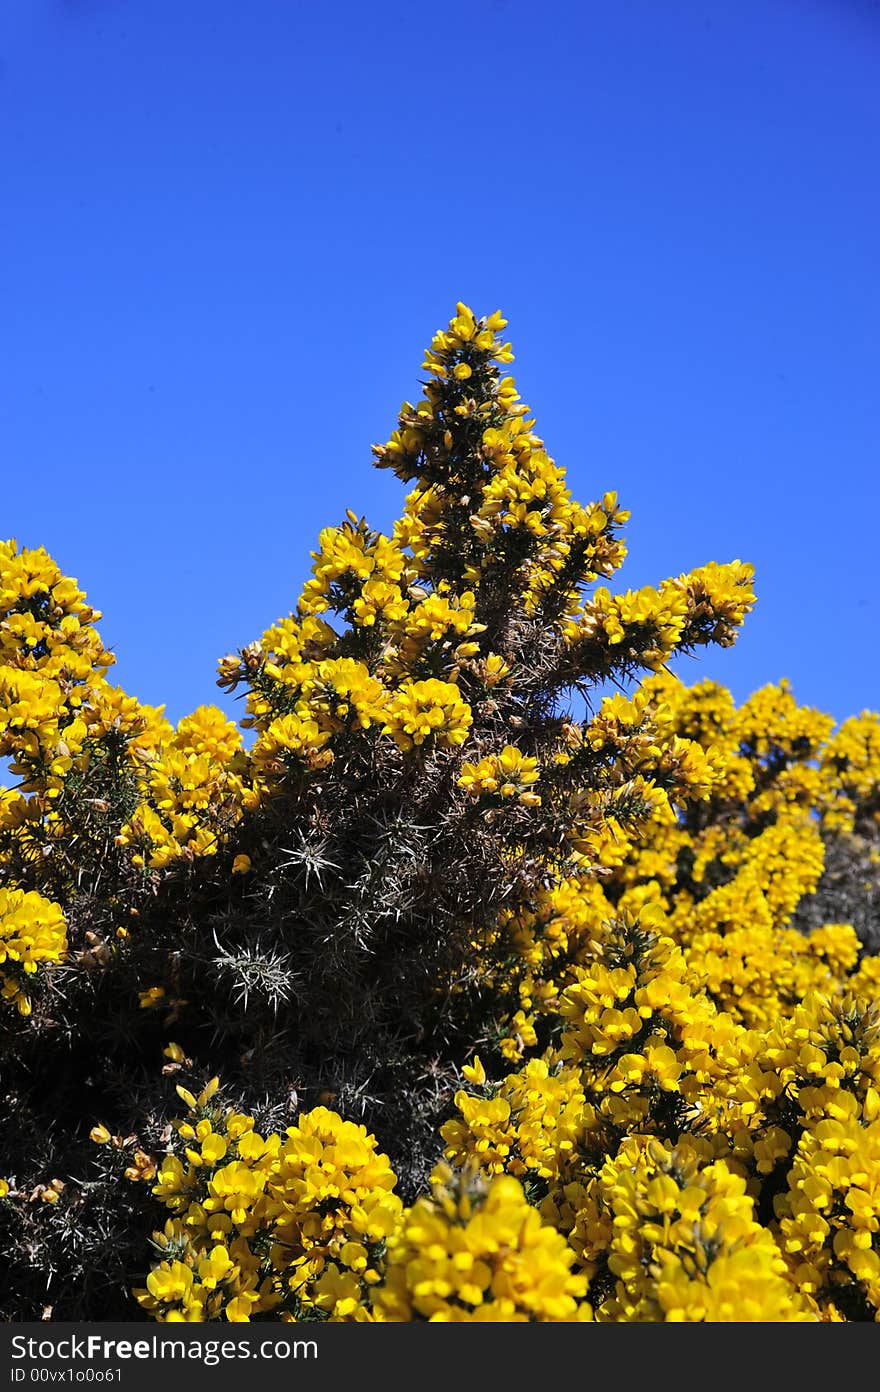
(382, 679), (472, 752)
(581, 1137), (811, 1321)
(442, 670), (880, 1321)
(136, 1096), (402, 1322)
(441, 1057), (593, 1185)
(672, 561), (758, 650)
(580, 687), (722, 802)
(373, 1164), (589, 1321)
(458, 746), (541, 805)
(251, 711), (334, 785)
(0, 885), (67, 1015)
(392, 587), (480, 670)
(777, 1105), (880, 1308)
(563, 563), (755, 679)
(117, 706), (255, 869)
(247, 657), (393, 786)
(376, 305), (631, 622)
(198, 305), (760, 832)
(0, 540), (262, 893)
(0, 539), (113, 683)
(819, 711), (880, 835)
(264, 1106), (402, 1320)
(569, 582), (691, 671)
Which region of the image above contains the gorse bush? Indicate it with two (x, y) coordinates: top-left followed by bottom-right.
(0, 305), (878, 1322)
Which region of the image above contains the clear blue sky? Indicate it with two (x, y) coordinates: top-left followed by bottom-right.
(2, 0), (878, 728)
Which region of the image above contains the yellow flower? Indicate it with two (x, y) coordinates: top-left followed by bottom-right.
(462, 1056), (487, 1086)
(198, 1245), (234, 1290)
(146, 1261), (194, 1305)
(314, 1265), (363, 1318)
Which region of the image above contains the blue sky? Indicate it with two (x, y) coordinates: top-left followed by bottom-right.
(2, 0), (878, 729)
